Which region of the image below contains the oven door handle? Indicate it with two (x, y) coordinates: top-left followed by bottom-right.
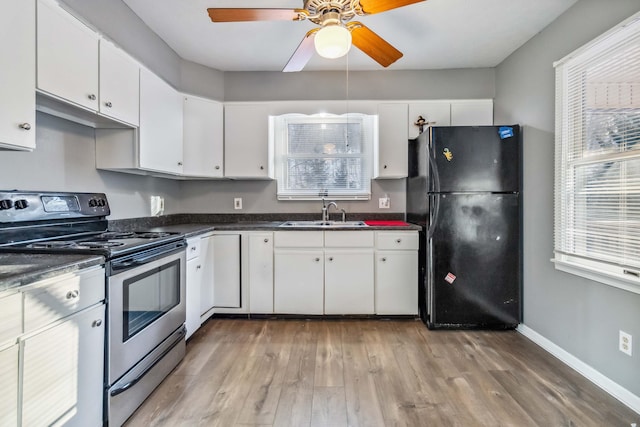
(110, 243), (185, 272)
(109, 326), (186, 397)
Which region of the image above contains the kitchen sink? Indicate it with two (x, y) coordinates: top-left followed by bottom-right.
(279, 220), (369, 228)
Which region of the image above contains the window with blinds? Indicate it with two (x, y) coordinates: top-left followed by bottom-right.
(554, 12), (640, 293)
(272, 113), (376, 200)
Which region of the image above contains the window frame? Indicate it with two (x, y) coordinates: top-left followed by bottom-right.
(553, 12), (640, 295)
(271, 113), (376, 201)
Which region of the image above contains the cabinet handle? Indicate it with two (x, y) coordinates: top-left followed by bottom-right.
(381, 257), (387, 262)
(178, 161), (183, 166)
(314, 257), (320, 262)
(396, 239), (402, 243)
(260, 165), (264, 170)
(215, 165), (220, 170)
(66, 290), (79, 299)
(328, 257), (334, 261)
(105, 101), (113, 108)
(383, 164), (388, 169)
(264, 238), (269, 243)
(92, 319), (102, 328)
(88, 94), (96, 100)
(18, 123), (31, 130)
(196, 265), (201, 270)
(190, 246), (197, 251)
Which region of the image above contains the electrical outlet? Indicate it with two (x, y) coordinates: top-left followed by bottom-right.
(619, 330), (632, 356)
(234, 197), (242, 210)
(379, 197), (390, 209)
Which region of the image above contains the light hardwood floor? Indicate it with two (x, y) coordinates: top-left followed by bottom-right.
(125, 319), (638, 426)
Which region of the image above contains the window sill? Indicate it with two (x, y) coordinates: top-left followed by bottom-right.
(552, 255), (640, 295)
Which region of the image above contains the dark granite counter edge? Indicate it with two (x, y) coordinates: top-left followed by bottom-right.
(0, 254), (105, 292)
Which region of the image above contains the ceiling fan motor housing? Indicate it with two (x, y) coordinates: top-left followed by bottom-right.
(305, 0), (359, 25)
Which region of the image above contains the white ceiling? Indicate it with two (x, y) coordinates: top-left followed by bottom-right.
(121, 0), (579, 72)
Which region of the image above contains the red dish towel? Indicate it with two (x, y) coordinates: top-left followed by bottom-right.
(364, 220), (410, 226)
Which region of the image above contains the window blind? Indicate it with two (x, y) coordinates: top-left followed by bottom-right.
(554, 13), (640, 288)
(273, 114), (375, 200)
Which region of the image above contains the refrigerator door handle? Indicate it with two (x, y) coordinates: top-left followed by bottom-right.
(427, 194), (440, 239)
(429, 150), (441, 193)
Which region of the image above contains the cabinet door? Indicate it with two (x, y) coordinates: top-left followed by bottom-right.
(0, 0), (35, 151)
(37, 0), (99, 111)
(450, 100), (493, 126)
(375, 251), (418, 315)
(324, 249), (374, 314)
(183, 96), (224, 177)
(274, 250), (324, 314)
(0, 344), (18, 427)
(99, 40), (140, 126)
(248, 232), (274, 313)
(212, 234), (241, 308)
(22, 304), (105, 427)
(139, 68), (183, 174)
(224, 104), (270, 178)
(199, 236), (214, 319)
(186, 257), (203, 339)
(408, 102), (451, 139)
(376, 103), (408, 178)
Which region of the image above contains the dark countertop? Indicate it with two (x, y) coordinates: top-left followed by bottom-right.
(0, 253), (104, 292)
(146, 221), (421, 239)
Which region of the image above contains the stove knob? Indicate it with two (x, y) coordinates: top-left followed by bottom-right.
(89, 199), (97, 207)
(0, 199), (14, 210)
(14, 199), (29, 210)
(97, 199), (106, 207)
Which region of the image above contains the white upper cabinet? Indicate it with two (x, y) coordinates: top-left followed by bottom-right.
(376, 103), (408, 179)
(0, 0), (36, 151)
(139, 68), (183, 174)
(224, 104), (271, 179)
(99, 40), (140, 126)
(450, 100), (493, 126)
(37, 0), (99, 111)
(408, 102), (451, 139)
(183, 96), (224, 177)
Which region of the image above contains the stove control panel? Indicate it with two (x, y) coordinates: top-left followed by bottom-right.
(0, 191), (110, 223)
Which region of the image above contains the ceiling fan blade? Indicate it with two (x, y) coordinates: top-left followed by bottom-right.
(207, 8), (307, 23)
(283, 29), (319, 73)
(348, 22), (403, 67)
(358, 0), (425, 15)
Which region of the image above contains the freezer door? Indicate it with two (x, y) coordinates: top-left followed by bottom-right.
(429, 126), (520, 193)
(428, 193), (520, 328)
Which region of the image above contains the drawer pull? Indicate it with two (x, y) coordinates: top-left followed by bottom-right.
(88, 94), (96, 100)
(19, 122), (31, 130)
(624, 269), (640, 278)
(190, 247), (197, 251)
(396, 239), (402, 243)
(66, 290), (79, 299)
(264, 238), (269, 243)
(381, 257), (387, 262)
(92, 319), (102, 328)
(105, 101), (113, 108)
(196, 265), (201, 270)
(314, 257), (320, 262)
(328, 257), (334, 261)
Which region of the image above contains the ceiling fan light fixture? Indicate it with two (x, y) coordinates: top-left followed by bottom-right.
(314, 24), (352, 59)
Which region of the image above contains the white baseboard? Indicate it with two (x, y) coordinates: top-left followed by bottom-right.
(517, 324), (640, 415)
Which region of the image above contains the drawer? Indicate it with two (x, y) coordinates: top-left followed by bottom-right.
(324, 231), (374, 248)
(186, 238), (201, 260)
(0, 292), (22, 346)
(376, 231), (419, 250)
(274, 231), (324, 248)
(24, 266), (105, 333)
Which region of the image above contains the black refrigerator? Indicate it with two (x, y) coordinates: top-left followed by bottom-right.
(407, 125), (522, 329)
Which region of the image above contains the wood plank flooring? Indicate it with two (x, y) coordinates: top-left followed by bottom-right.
(125, 319), (638, 426)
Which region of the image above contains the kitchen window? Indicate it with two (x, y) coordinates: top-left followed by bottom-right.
(272, 113), (376, 200)
(553, 12), (640, 294)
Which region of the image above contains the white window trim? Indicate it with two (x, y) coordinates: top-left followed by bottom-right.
(271, 113), (376, 201)
(552, 11), (640, 294)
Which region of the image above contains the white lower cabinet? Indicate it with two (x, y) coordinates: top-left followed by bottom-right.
(248, 232), (274, 313)
(186, 234), (213, 338)
(375, 231), (419, 315)
(274, 249), (324, 314)
(186, 256), (203, 338)
(212, 234), (241, 309)
(0, 343), (18, 427)
(324, 249), (374, 314)
(22, 303), (105, 427)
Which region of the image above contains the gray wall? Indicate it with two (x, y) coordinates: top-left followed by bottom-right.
(494, 0), (640, 396)
(0, 113), (181, 220)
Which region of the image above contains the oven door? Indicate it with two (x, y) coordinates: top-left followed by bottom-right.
(107, 246), (186, 385)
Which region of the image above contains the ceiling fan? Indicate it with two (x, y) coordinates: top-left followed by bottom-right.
(207, 0), (426, 72)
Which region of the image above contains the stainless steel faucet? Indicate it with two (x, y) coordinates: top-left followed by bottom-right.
(321, 198), (338, 222)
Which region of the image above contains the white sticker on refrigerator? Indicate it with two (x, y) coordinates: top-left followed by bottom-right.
(445, 272), (457, 284)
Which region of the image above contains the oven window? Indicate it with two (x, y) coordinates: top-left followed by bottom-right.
(122, 259), (180, 340)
